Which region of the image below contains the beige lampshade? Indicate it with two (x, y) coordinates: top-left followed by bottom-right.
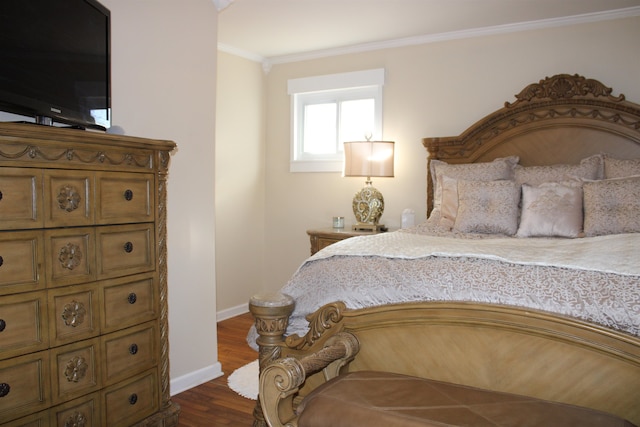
(343, 141), (395, 178)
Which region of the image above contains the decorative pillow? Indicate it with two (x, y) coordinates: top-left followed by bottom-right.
(439, 175), (460, 229)
(514, 154), (602, 186)
(583, 175), (640, 236)
(430, 156), (519, 219)
(516, 182), (583, 238)
(453, 179), (520, 235)
(603, 154), (640, 179)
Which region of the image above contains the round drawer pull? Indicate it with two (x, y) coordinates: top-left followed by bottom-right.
(0, 383), (11, 398)
(124, 242), (134, 253)
(0, 319), (6, 332)
(0, 255), (3, 267)
(129, 343), (138, 355)
(128, 393), (138, 405)
(128, 293), (137, 304)
(124, 189), (134, 201)
(0, 190), (3, 201)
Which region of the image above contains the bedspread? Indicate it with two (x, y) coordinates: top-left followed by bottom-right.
(310, 230), (640, 276)
(248, 225), (640, 349)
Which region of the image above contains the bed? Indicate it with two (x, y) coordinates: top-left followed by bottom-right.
(249, 74), (640, 427)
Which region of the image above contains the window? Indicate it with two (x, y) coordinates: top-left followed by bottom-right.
(288, 69), (385, 172)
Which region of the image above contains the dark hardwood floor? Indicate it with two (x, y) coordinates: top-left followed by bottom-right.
(172, 312), (258, 426)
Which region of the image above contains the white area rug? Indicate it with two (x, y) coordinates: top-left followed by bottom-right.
(227, 359), (259, 400)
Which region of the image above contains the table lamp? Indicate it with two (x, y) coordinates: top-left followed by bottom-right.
(343, 140), (394, 231)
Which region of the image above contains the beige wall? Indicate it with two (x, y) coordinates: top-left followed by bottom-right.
(216, 16), (639, 300)
(101, 0), (219, 394)
(215, 52), (266, 317)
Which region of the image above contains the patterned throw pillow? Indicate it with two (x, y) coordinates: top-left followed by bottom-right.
(516, 182), (583, 238)
(583, 175), (640, 236)
(453, 179), (520, 235)
(603, 155), (640, 179)
(430, 156), (519, 225)
(438, 175), (460, 229)
(514, 154), (602, 186)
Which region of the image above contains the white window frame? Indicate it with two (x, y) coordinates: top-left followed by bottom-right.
(288, 68), (385, 172)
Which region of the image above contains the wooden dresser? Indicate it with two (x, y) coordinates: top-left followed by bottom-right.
(0, 123), (179, 426)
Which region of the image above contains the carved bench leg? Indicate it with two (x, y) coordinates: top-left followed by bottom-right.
(249, 293), (295, 427)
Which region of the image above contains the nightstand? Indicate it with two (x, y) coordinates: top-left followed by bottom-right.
(306, 228), (385, 255)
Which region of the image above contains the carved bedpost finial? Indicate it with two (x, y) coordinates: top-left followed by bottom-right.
(505, 74), (625, 107)
(249, 292), (295, 427)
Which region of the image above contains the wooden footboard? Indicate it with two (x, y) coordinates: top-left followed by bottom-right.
(251, 297), (640, 426)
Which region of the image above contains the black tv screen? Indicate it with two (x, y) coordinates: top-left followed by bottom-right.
(0, 0), (111, 130)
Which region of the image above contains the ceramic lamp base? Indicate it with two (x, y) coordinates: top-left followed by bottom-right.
(352, 183), (385, 229)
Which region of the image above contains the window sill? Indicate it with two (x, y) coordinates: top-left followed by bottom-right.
(290, 160), (343, 173)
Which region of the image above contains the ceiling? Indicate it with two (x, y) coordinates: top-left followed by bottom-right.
(216, 0), (640, 64)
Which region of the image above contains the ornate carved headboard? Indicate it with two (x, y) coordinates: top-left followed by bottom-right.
(422, 74), (640, 214)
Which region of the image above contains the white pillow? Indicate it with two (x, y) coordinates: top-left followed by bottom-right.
(439, 175), (460, 229)
(516, 182), (583, 238)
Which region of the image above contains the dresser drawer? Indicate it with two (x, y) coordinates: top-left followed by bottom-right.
(0, 291), (48, 361)
(96, 224), (154, 279)
(49, 391), (100, 427)
(102, 322), (158, 386)
(102, 369), (158, 427)
(101, 274), (158, 333)
(43, 170), (93, 228)
(48, 285), (100, 348)
(0, 351), (50, 423)
(44, 228), (96, 288)
(0, 410), (49, 427)
(49, 338), (101, 406)
(0, 230), (44, 296)
(96, 172), (154, 225)
(0, 168), (42, 230)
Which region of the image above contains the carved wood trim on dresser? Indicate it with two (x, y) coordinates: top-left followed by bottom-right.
(0, 123), (179, 426)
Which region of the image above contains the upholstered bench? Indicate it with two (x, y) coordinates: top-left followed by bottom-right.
(257, 332), (638, 427)
(295, 371), (636, 427)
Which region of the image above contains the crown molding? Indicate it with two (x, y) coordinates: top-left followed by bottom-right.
(218, 6), (640, 70)
(218, 43), (266, 63)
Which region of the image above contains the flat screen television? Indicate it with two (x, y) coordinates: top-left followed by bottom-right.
(0, 0), (111, 131)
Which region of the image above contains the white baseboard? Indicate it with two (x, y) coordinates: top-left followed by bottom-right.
(217, 303), (249, 321)
(170, 304), (250, 395)
(170, 362), (223, 396)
